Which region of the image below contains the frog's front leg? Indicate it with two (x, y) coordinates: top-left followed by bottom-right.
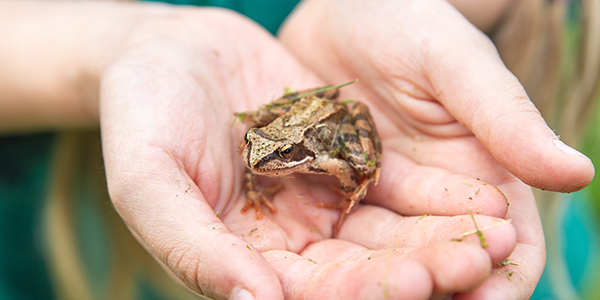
(338, 102), (382, 202)
(240, 168), (282, 219)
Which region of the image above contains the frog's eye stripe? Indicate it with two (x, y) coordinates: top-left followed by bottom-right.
(278, 144), (294, 158)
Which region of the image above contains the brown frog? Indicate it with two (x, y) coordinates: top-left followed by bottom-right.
(235, 83), (382, 230)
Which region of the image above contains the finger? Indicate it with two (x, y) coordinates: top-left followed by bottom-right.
(455, 181), (545, 299)
(267, 239), (492, 298)
(282, 0), (594, 193)
(454, 245), (539, 300)
(340, 205), (517, 266)
(263, 248), (433, 300)
(368, 148), (509, 218)
(419, 2), (594, 192)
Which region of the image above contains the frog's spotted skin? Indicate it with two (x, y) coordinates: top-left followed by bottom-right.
(236, 85), (381, 230)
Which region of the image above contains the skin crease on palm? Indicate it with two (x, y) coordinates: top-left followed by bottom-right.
(0, 1), (594, 300)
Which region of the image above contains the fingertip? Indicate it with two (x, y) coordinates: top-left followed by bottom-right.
(513, 138), (595, 193)
(549, 139), (595, 192)
(487, 113), (594, 193)
(211, 235), (284, 300)
(164, 231), (283, 300)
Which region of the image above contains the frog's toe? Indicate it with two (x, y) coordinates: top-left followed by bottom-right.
(241, 186), (281, 219)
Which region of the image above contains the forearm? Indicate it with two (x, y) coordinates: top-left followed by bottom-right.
(0, 1), (160, 133)
(447, 0), (515, 33)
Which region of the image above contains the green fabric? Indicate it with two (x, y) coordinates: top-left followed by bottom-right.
(144, 0), (301, 35)
(0, 133), (56, 300)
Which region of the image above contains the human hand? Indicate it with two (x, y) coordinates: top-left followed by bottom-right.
(279, 0), (595, 298)
(96, 3), (523, 300)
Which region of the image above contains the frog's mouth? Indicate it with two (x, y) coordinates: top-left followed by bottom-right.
(254, 155), (313, 176)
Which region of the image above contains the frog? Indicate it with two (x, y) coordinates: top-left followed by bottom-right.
(235, 83), (382, 230)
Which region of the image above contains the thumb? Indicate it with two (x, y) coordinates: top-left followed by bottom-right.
(424, 11), (594, 192)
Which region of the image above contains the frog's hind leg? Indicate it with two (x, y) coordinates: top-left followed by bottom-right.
(316, 194), (359, 232)
(341, 102), (382, 178)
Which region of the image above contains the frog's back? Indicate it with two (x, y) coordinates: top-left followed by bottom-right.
(281, 96), (340, 127)
(259, 96), (343, 143)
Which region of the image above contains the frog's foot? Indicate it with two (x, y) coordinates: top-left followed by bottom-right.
(354, 170), (379, 200)
(318, 172), (380, 231)
(316, 197), (357, 232)
(241, 184), (283, 219)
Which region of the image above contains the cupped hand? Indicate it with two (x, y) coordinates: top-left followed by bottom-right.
(279, 0), (595, 298)
(98, 3), (519, 300)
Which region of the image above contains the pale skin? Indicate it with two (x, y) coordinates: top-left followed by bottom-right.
(0, 1), (594, 300)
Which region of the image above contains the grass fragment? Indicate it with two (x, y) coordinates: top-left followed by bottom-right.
(468, 209), (488, 248)
(498, 259), (519, 267)
(288, 79), (359, 101)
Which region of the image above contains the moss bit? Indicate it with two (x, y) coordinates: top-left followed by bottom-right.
(283, 87), (296, 96)
(498, 259), (519, 267)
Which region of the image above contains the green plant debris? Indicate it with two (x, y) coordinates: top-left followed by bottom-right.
(231, 112), (246, 128)
(340, 99), (356, 104)
(498, 259), (519, 267)
(216, 211), (220, 218)
(288, 79), (359, 101)
(465, 182), (473, 187)
(503, 270), (514, 280)
(307, 258), (317, 264)
(246, 245), (257, 257)
(468, 210), (489, 248)
(283, 87), (296, 96)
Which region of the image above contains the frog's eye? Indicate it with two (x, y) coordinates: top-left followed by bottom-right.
(244, 132), (250, 145)
(278, 144), (294, 159)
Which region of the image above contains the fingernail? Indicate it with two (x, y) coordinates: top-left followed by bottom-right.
(232, 288), (254, 300)
(553, 139), (585, 157)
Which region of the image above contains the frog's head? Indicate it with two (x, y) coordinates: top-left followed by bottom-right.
(242, 127), (314, 176)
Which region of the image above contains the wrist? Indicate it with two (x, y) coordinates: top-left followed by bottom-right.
(0, 1), (173, 132)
